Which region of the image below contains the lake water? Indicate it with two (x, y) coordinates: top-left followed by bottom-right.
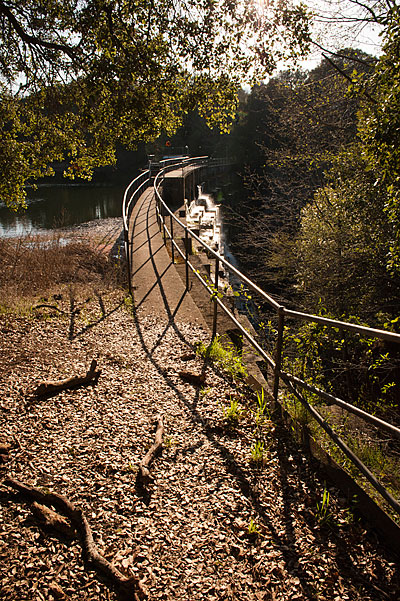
(0, 168), (242, 239)
(0, 184), (126, 237)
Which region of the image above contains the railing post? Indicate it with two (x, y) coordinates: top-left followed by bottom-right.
(162, 213), (166, 244)
(170, 214), (174, 264)
(157, 195), (161, 230)
(185, 227), (189, 290)
(273, 306), (285, 403)
(124, 227), (132, 297)
(212, 257), (220, 339)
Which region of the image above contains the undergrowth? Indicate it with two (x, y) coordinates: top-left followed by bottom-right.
(281, 390), (400, 526)
(0, 234), (124, 312)
(222, 396), (243, 425)
(195, 335), (247, 380)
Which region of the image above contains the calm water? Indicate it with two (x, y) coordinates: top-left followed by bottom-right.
(0, 184), (126, 237)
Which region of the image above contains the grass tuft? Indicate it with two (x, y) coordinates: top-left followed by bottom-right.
(195, 335), (247, 380)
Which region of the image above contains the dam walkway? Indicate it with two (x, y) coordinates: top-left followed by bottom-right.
(127, 181), (208, 329)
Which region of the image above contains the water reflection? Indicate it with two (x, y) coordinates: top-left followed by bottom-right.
(0, 184), (126, 237)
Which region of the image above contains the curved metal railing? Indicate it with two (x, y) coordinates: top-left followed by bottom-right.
(122, 156), (208, 294)
(122, 156), (400, 519)
(151, 158), (400, 520)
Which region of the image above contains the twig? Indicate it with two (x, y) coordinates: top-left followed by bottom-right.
(32, 304), (66, 314)
(136, 415), (164, 488)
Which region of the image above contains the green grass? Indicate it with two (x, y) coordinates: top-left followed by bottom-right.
(123, 294), (135, 315)
(195, 335), (247, 380)
(248, 518), (260, 537)
(315, 486), (334, 526)
(250, 439), (265, 465)
(222, 396), (243, 426)
(282, 391), (400, 525)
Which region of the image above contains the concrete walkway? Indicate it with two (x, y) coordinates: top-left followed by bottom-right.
(128, 186), (208, 329)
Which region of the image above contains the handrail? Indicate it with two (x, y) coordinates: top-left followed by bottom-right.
(122, 157), (400, 519)
(153, 162), (400, 344)
(122, 168), (151, 295)
(121, 155), (210, 295)
(148, 157), (400, 520)
(284, 309), (400, 344)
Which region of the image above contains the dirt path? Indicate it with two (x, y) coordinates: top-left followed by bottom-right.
(1, 216), (399, 601)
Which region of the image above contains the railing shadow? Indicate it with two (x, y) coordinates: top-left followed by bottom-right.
(121, 160), (399, 596)
(128, 300), (394, 599)
(130, 182), (196, 350)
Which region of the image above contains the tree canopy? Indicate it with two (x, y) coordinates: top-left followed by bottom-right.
(357, 3), (400, 273)
(0, 0), (311, 209)
(227, 1), (400, 324)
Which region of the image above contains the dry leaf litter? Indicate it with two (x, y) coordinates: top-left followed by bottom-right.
(0, 218), (399, 601)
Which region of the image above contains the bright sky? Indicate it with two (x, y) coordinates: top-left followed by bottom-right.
(301, 0), (384, 69)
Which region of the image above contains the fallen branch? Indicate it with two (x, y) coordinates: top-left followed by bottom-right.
(136, 415), (164, 488)
(178, 370), (206, 386)
(32, 304), (66, 314)
(3, 477), (147, 600)
(31, 360), (101, 400)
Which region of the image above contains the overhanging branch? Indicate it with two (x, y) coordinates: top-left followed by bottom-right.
(321, 52), (377, 104)
(0, 0), (78, 62)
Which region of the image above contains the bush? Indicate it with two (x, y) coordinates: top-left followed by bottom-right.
(0, 234), (124, 308)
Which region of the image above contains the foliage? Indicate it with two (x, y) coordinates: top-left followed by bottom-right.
(196, 335), (247, 380)
(255, 388), (269, 421)
(0, 0), (311, 209)
(295, 146), (400, 319)
(228, 51), (372, 297)
(222, 396), (243, 426)
(247, 518), (259, 536)
(250, 439), (265, 464)
(357, 4), (400, 273)
(123, 294), (135, 315)
(283, 309), (400, 419)
(315, 486), (333, 526)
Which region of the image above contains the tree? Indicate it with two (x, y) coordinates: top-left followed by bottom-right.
(0, 0), (311, 209)
(227, 51), (370, 299)
(295, 146), (400, 320)
(357, 4), (400, 274)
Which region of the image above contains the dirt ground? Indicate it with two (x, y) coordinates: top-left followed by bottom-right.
(1, 219), (400, 601)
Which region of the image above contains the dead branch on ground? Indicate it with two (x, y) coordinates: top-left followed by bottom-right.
(2, 477), (147, 600)
(30, 360), (101, 400)
(136, 415), (164, 489)
(178, 370), (206, 386)
(32, 304), (66, 314)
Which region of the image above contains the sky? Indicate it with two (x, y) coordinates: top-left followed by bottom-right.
(302, 0), (384, 68)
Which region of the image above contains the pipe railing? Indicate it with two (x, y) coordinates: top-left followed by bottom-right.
(150, 157), (400, 519)
(122, 155), (208, 294)
(122, 156), (400, 519)
(122, 169), (151, 295)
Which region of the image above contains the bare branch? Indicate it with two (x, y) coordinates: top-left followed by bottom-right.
(312, 40), (377, 67)
(320, 52), (377, 103)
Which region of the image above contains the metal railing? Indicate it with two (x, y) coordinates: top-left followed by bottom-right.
(123, 157), (400, 519)
(122, 169), (151, 295)
(122, 156), (208, 294)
